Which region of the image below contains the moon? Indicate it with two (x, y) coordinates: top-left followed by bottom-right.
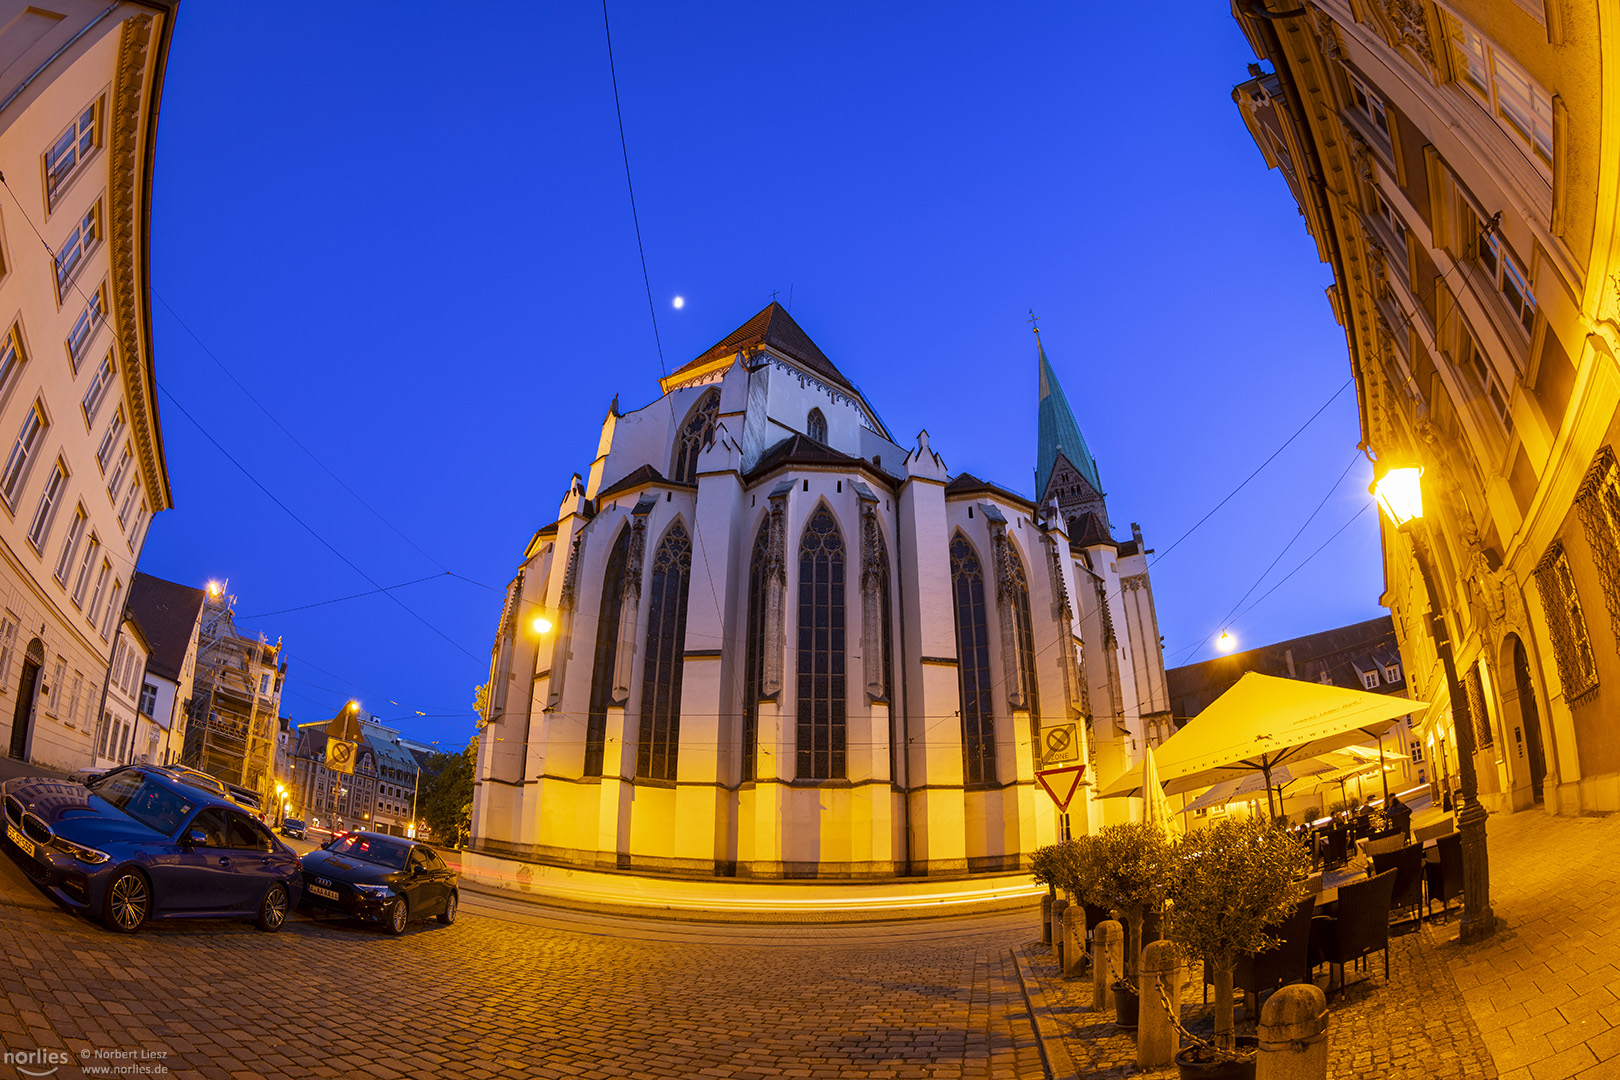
(672, 296), (685, 309)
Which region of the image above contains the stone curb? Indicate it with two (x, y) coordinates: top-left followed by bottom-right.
(1011, 944), (1080, 1080)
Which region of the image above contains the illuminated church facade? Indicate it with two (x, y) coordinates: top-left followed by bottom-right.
(471, 304), (1170, 879)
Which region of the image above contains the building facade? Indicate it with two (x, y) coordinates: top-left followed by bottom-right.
(471, 304), (1170, 880)
(0, 1), (175, 771)
(122, 570), (202, 767)
(290, 713), (421, 837)
(1233, 0), (1620, 814)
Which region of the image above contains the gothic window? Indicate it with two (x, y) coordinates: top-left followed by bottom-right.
(1575, 446), (1620, 643)
(1009, 548), (1039, 728)
(806, 408), (827, 444)
(1533, 540), (1598, 705)
(638, 522), (692, 780)
(797, 507), (845, 780)
(670, 389), (719, 485)
(584, 527), (631, 776)
(951, 534), (996, 784)
(871, 522), (896, 780)
(741, 519), (770, 783)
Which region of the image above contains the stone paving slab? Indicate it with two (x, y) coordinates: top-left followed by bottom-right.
(1018, 914), (1496, 1079)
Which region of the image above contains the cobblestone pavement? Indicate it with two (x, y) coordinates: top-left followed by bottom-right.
(0, 842), (1046, 1079)
(1447, 807), (1620, 1080)
(1018, 911), (1496, 1080)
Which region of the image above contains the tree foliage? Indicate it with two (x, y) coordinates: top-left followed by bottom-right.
(418, 736), (477, 849)
(1083, 822), (1174, 983)
(1164, 817), (1311, 1054)
(1029, 836), (1101, 904)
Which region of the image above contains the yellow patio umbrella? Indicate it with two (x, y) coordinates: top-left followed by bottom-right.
(1098, 672), (1425, 818)
(1141, 744), (1177, 836)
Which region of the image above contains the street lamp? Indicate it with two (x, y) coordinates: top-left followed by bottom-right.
(1371, 462), (1495, 943)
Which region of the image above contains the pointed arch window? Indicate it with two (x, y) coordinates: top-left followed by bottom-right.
(1009, 547), (1039, 730)
(671, 389), (719, 485)
(806, 408), (827, 444)
(638, 522), (693, 780)
(797, 507), (846, 780)
(741, 519), (770, 783)
(951, 534), (996, 784)
(584, 527), (632, 776)
(871, 522), (896, 780)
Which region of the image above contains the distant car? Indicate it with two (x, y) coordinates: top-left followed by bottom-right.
(0, 765), (302, 933)
(224, 785), (265, 820)
(279, 818), (306, 839)
(299, 831), (458, 934)
(160, 765), (230, 798)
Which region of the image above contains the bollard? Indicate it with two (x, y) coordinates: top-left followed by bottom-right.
(1041, 891), (1054, 946)
(1051, 898), (1070, 964)
(1257, 983), (1329, 1080)
(1136, 939), (1182, 1070)
(1062, 904), (1086, 978)
(1092, 919), (1123, 1012)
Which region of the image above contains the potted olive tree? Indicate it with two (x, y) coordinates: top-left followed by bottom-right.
(1083, 822), (1173, 1027)
(1163, 817), (1311, 1079)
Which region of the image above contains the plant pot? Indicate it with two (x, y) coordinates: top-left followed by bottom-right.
(1111, 980), (1139, 1029)
(1174, 1036), (1259, 1080)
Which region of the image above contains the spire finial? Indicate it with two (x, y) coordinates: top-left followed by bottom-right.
(1027, 307), (1041, 343)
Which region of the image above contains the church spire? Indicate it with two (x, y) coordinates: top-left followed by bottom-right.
(1034, 326), (1101, 502)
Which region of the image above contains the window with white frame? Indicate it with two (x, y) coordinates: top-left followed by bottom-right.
(100, 576), (122, 639)
(129, 499), (150, 549)
(1458, 324), (1511, 427)
(65, 285), (105, 370)
(1383, 662), (1402, 683)
(1441, 10), (1553, 165)
(1347, 70), (1391, 139)
(1476, 223), (1537, 336)
(26, 459), (66, 552)
(53, 204), (101, 297)
(0, 323), (25, 399)
(67, 671), (82, 726)
(43, 101), (99, 210)
(47, 658), (64, 713)
(138, 682), (156, 717)
(106, 445), (131, 501)
(71, 533), (98, 607)
(1410, 739), (1424, 763)
(81, 352), (114, 422)
(0, 612), (15, 687)
(54, 504), (86, 584)
(96, 409), (125, 472)
(84, 552), (108, 620)
(0, 401), (47, 508)
(1371, 190), (1409, 261)
(1361, 670), (1381, 690)
(117, 473), (139, 530)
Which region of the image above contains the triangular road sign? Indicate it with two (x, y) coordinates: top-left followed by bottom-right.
(1036, 764), (1087, 812)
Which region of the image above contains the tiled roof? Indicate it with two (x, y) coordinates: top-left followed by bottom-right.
(670, 303), (853, 392)
(127, 573), (206, 683)
(1069, 511), (1116, 549)
(598, 463), (686, 500)
(745, 433), (867, 481)
(943, 473), (1035, 510)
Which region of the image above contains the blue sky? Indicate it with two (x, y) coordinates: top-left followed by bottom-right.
(137, 2), (1384, 748)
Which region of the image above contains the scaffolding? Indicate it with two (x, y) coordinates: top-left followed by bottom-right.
(180, 588), (285, 803)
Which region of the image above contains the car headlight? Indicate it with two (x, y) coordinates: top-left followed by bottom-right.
(51, 837), (110, 864)
(352, 883), (393, 898)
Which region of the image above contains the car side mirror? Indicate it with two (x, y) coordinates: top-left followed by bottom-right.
(411, 863), (424, 876)
(182, 828), (207, 848)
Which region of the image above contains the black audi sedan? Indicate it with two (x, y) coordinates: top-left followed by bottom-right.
(1, 766), (302, 932)
(298, 831), (458, 934)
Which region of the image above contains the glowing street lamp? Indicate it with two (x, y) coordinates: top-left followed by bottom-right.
(1371, 461), (1494, 943)
(1216, 629), (1238, 653)
(531, 614), (554, 635)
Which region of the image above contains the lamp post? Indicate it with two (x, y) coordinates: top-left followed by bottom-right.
(1372, 464), (1495, 943)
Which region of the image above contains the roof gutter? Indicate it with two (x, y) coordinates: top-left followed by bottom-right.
(0, 2), (120, 118)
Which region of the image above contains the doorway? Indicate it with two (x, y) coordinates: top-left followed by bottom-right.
(7, 639), (43, 760)
(1511, 636), (1547, 803)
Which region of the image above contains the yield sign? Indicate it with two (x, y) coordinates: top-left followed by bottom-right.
(1036, 764), (1087, 812)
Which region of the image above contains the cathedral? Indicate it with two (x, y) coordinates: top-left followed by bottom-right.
(469, 304), (1171, 882)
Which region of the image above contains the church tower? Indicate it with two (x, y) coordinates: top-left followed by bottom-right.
(1035, 338), (1110, 541)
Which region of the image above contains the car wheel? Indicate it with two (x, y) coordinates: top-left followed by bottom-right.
(103, 869), (150, 933)
(437, 890), (458, 925)
(256, 883), (290, 932)
(385, 896), (408, 935)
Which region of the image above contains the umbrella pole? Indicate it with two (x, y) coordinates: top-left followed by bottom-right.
(1263, 763), (1277, 820)
(1377, 731), (1391, 805)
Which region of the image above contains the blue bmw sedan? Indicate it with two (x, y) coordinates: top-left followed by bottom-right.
(1, 765), (302, 933)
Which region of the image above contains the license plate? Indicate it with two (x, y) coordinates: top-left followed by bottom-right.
(7, 824), (34, 857)
(309, 885), (339, 901)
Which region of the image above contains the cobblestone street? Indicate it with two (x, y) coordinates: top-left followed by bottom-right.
(0, 848), (1044, 1080)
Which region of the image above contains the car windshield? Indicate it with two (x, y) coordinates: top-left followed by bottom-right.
(90, 773), (193, 836)
(326, 835), (409, 870)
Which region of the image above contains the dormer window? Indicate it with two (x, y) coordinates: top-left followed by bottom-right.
(1383, 663), (1401, 683)
(806, 408), (827, 444)
(1362, 670), (1381, 690)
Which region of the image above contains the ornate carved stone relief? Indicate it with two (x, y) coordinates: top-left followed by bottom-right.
(1373, 0), (1435, 64)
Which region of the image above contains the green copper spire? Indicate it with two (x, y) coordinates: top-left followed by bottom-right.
(1035, 337), (1101, 500)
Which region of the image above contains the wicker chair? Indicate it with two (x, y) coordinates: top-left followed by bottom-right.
(1370, 843), (1425, 925)
(1413, 820), (1454, 845)
(1424, 832), (1465, 920)
(1310, 868), (1397, 994)
(1321, 826), (1350, 871)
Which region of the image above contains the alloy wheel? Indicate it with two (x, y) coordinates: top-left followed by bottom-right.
(438, 890), (458, 925)
(258, 884), (289, 931)
(107, 872), (148, 932)
(388, 898), (407, 934)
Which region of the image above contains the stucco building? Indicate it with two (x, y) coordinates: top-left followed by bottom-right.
(470, 304), (1170, 882)
(0, 1), (175, 770)
(1233, 0), (1619, 814)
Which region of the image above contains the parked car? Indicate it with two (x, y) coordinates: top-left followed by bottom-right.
(298, 831), (458, 934)
(160, 765), (230, 798)
(224, 785), (265, 820)
(279, 818), (306, 839)
(66, 765), (115, 786)
(0, 765), (302, 933)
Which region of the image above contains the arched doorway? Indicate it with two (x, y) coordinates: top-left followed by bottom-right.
(1498, 633), (1547, 804)
(7, 638), (44, 761)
